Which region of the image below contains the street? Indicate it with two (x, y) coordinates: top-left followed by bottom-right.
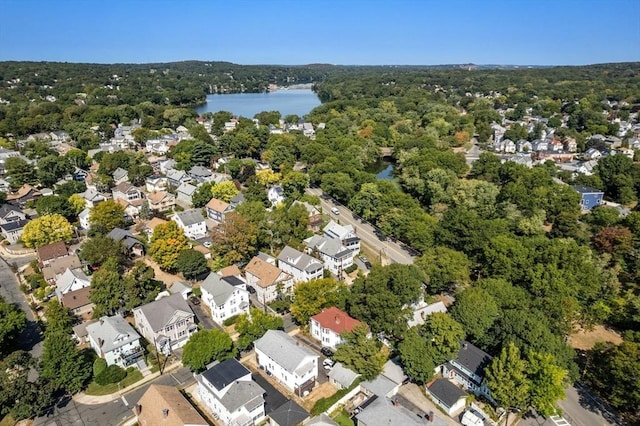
(306, 187), (416, 265)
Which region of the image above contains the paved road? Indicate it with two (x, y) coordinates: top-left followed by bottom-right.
(0, 252), (43, 360)
(306, 187), (416, 265)
(35, 367), (195, 426)
(558, 384), (620, 426)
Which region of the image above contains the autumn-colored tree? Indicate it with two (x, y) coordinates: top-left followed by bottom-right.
(593, 226), (633, 257)
(67, 193), (87, 216)
(88, 200), (125, 234)
(210, 212), (257, 265)
(149, 221), (190, 271)
(255, 169), (282, 187)
(21, 214), (74, 248)
(210, 180), (239, 203)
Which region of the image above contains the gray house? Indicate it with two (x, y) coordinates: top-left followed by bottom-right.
(86, 314), (145, 369)
(176, 182), (197, 207)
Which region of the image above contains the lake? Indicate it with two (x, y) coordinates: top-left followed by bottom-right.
(194, 89), (321, 118)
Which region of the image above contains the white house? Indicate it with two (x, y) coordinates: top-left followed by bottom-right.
(200, 273), (250, 326)
(176, 182), (197, 207)
(310, 307), (362, 350)
(323, 220), (360, 253)
(267, 185), (285, 206)
(276, 246), (323, 283)
(55, 267), (91, 300)
(173, 209), (207, 240)
(78, 208), (91, 230)
(440, 341), (493, 399)
(304, 235), (355, 276)
(254, 330), (318, 396)
(86, 314), (145, 368)
(196, 358), (266, 426)
(244, 256), (293, 304)
(427, 378), (468, 417)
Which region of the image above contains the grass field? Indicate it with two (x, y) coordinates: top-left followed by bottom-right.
(85, 369), (143, 396)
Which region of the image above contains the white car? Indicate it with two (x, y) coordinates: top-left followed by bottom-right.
(330, 207), (340, 215)
(323, 359), (336, 370)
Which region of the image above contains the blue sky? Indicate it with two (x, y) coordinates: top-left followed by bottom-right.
(1, 0), (638, 65)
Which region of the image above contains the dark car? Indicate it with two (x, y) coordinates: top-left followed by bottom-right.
(321, 347), (334, 357)
(189, 296), (200, 305)
(247, 286), (256, 294)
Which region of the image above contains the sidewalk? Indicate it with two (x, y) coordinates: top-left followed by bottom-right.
(74, 361), (182, 405)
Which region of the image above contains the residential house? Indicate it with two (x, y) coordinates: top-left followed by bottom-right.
(200, 272), (250, 326)
(516, 139), (532, 152)
(112, 182), (144, 204)
(229, 192), (245, 210)
(407, 300), (447, 328)
(144, 175), (168, 193)
(303, 414), (339, 426)
(169, 281), (193, 300)
(277, 246), (323, 283)
(304, 235), (355, 276)
(87, 314), (145, 368)
(6, 184), (42, 207)
(441, 341), (492, 399)
(55, 267), (92, 299)
(37, 241), (69, 266)
(573, 185), (604, 211)
(254, 330), (319, 396)
(72, 167), (89, 182)
(176, 182), (197, 207)
(141, 217), (168, 238)
(107, 228), (145, 257)
(81, 188), (109, 209)
(159, 159), (176, 175)
(173, 209), (207, 239)
(267, 185), (285, 206)
(532, 139), (549, 152)
(427, 378), (468, 417)
(112, 167), (129, 185)
(0, 203), (27, 224)
(60, 286), (94, 320)
(327, 362), (359, 390)
(0, 148), (21, 175)
(206, 197), (233, 224)
(196, 358), (266, 426)
(145, 138), (172, 155)
(0, 218), (29, 244)
(361, 359), (407, 399)
(167, 169), (191, 187)
(244, 256), (293, 304)
(323, 220), (360, 253)
(354, 397), (424, 426)
(78, 208), (91, 230)
(42, 254), (82, 283)
(133, 293), (197, 354)
(189, 165), (214, 184)
(147, 191), (175, 212)
(584, 148), (603, 160)
(564, 138), (578, 152)
(269, 400), (309, 426)
(310, 307), (361, 350)
(135, 384), (208, 426)
(292, 201), (323, 232)
(72, 319), (98, 345)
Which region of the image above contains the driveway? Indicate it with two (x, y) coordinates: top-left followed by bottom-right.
(187, 299), (220, 330)
(252, 373), (288, 415)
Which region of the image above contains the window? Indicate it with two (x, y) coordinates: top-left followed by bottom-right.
(178, 330), (186, 338)
(165, 325), (174, 332)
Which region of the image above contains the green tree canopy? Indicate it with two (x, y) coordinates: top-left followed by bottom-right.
(88, 200), (126, 234)
(182, 329), (236, 373)
(334, 325), (387, 380)
(236, 308), (284, 351)
(291, 278), (347, 325)
(175, 249), (209, 280)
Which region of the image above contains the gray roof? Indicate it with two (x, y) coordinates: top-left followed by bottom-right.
(220, 381), (265, 413)
(107, 228), (142, 249)
(86, 315), (140, 353)
(0, 219), (28, 232)
(189, 165), (213, 177)
(176, 182), (197, 196)
(0, 203), (24, 218)
(201, 273), (245, 306)
(201, 358), (250, 390)
(112, 167), (128, 180)
(304, 414), (339, 426)
(169, 281), (192, 295)
(304, 235), (352, 258)
(361, 375), (398, 397)
(254, 330), (318, 375)
(56, 267), (91, 294)
(197, 359), (265, 413)
(428, 378), (467, 408)
(277, 246), (323, 273)
(454, 341), (492, 378)
(382, 359), (407, 385)
(328, 362), (359, 388)
(269, 400), (309, 426)
(175, 209), (205, 226)
(355, 397), (423, 426)
(134, 293), (194, 331)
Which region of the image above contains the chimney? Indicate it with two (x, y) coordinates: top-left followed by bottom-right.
(162, 408), (169, 418)
(462, 342), (468, 350)
(335, 316), (341, 325)
(98, 338), (104, 347)
(428, 411), (434, 422)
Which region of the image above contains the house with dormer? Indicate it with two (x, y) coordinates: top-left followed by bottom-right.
(54, 267), (92, 300)
(87, 314), (145, 368)
(440, 341), (492, 400)
(304, 235), (355, 276)
(167, 169), (191, 187)
(244, 256), (293, 303)
(205, 197), (233, 224)
(255, 330), (318, 396)
(176, 182), (197, 207)
(196, 358), (266, 426)
(112, 168), (129, 185)
(189, 165), (214, 184)
(200, 273), (250, 326)
(81, 188), (109, 209)
(310, 307), (362, 350)
(277, 246), (323, 283)
(323, 220), (360, 253)
(133, 293), (198, 354)
(147, 191), (175, 212)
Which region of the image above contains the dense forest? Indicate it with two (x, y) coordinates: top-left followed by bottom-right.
(1, 60), (639, 423)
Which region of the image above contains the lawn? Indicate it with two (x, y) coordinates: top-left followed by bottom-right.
(332, 408), (354, 426)
(85, 369), (144, 395)
(0, 415), (15, 426)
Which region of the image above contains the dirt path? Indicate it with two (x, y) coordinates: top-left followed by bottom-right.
(141, 257), (184, 286)
(568, 325), (623, 350)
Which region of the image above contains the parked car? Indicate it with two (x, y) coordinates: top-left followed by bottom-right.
(247, 286), (256, 294)
(331, 207), (340, 215)
(358, 255), (372, 269)
(189, 296), (200, 305)
(323, 359), (336, 370)
(321, 347), (334, 357)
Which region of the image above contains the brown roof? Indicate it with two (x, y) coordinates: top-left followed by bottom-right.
(42, 254), (81, 281)
(205, 197), (230, 212)
(147, 191), (173, 203)
(218, 264), (242, 278)
(114, 181), (135, 193)
(244, 256), (290, 288)
(311, 307), (361, 335)
(144, 217), (168, 232)
(37, 241), (68, 262)
(135, 384), (208, 426)
(60, 286), (93, 310)
(6, 184), (40, 201)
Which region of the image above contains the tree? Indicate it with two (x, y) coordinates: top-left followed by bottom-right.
(0, 298), (27, 350)
(291, 278), (347, 325)
(79, 235), (126, 267)
(281, 171), (309, 200)
(236, 308), (284, 351)
(89, 257), (125, 317)
(39, 330), (91, 394)
(21, 214), (73, 248)
(191, 182), (214, 208)
(149, 221), (190, 271)
(68, 193), (87, 216)
(422, 312), (466, 362)
(527, 351), (567, 416)
(182, 329), (236, 373)
(398, 328), (437, 384)
(43, 300), (74, 335)
(175, 249), (209, 280)
(35, 195), (73, 219)
(415, 246), (471, 294)
(88, 200), (125, 234)
(210, 212), (257, 265)
(5, 157), (37, 189)
(122, 261), (163, 310)
(334, 325), (387, 380)
(485, 342), (531, 423)
(451, 287), (499, 342)
(211, 180), (239, 202)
